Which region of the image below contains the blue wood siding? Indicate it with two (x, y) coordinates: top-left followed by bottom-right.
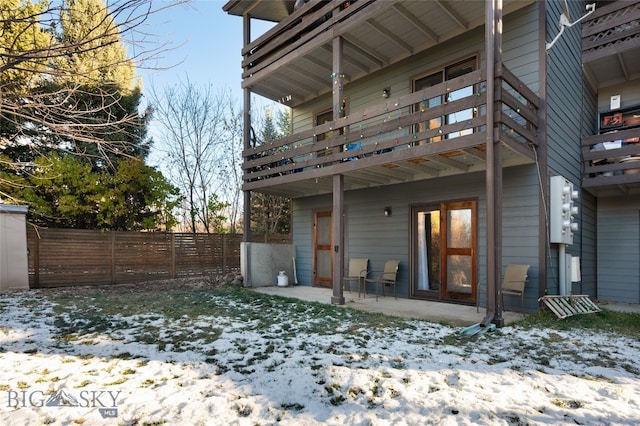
(291, 195), (332, 286)
(578, 75), (599, 298)
(291, 165), (541, 311)
(597, 197), (640, 303)
(287, 3), (545, 312)
(292, 4), (541, 135)
(545, 0), (583, 184)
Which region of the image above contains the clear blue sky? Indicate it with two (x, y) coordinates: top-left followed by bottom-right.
(139, 1), (273, 100)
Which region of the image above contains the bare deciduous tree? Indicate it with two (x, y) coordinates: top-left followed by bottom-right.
(149, 79), (238, 233)
(220, 100), (244, 233)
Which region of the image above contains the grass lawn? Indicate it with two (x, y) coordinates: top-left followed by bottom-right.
(0, 285), (638, 425)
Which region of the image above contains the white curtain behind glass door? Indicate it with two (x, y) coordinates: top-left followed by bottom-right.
(417, 212), (429, 291)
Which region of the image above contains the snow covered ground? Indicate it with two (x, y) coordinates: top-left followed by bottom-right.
(0, 289), (638, 425)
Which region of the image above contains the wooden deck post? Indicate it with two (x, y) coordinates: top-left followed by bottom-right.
(331, 33), (345, 305)
(332, 173), (345, 305)
(494, 0), (504, 326)
(483, 0), (504, 327)
(242, 12), (252, 246)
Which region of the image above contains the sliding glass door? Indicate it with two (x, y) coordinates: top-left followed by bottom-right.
(441, 201), (476, 302)
(411, 205), (441, 298)
(411, 200), (477, 303)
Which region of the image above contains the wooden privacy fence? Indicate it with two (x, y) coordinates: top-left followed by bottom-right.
(26, 228), (290, 288)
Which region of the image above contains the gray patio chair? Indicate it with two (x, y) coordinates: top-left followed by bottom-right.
(501, 264), (530, 312)
(364, 260), (400, 301)
(343, 258), (369, 297)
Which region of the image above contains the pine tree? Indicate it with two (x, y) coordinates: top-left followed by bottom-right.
(59, 0), (135, 89)
(55, 0), (148, 167)
(1, 0), (180, 229)
(0, 0), (55, 164)
(0, 0), (164, 167)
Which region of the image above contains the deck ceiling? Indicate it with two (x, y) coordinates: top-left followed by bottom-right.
(227, 0), (535, 107)
(582, 1), (640, 88)
(223, 0), (296, 22)
(583, 44), (640, 88)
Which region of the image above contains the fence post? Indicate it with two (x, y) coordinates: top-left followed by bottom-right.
(171, 233), (176, 279)
(110, 232), (116, 285)
(32, 229), (40, 288)
(222, 234), (227, 274)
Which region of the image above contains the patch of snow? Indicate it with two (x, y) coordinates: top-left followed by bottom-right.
(0, 292), (638, 425)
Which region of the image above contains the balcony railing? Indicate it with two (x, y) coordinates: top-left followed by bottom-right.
(242, 0), (355, 82)
(582, 128), (640, 188)
(242, 65), (539, 193)
(582, 0), (640, 63)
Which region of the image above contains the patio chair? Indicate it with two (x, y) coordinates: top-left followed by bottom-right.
(364, 260), (400, 301)
(501, 264), (530, 312)
(343, 259), (369, 297)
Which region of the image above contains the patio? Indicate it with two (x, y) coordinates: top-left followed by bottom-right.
(252, 285), (526, 327)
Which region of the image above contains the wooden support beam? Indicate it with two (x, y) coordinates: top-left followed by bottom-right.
(366, 19), (413, 54)
(332, 174), (345, 305)
(436, 0), (468, 29)
(393, 3), (439, 43)
(243, 13), (252, 245)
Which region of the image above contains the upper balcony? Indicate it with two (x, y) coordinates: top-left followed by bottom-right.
(582, 0), (640, 88)
(243, 65), (539, 197)
(582, 111), (640, 194)
(581, 0), (640, 193)
(222, 0), (542, 197)
(226, 0), (535, 107)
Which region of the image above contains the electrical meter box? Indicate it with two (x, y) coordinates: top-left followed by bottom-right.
(549, 176), (579, 244)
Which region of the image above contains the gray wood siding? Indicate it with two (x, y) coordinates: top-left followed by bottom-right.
(545, 0), (584, 184)
(577, 190), (597, 297)
(291, 195), (332, 286)
(292, 4), (540, 135)
(502, 2), (540, 92)
(544, 0), (592, 300)
(547, 192), (597, 298)
(291, 164), (541, 311)
(497, 166), (541, 311)
(286, 3), (545, 312)
(578, 75), (599, 298)
(597, 197), (640, 303)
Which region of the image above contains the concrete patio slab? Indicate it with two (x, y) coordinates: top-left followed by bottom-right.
(251, 285), (525, 327)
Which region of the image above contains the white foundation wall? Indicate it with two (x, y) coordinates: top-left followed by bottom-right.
(240, 242), (295, 287)
(0, 205), (29, 290)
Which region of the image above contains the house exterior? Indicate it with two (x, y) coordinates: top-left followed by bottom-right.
(223, 0), (640, 324)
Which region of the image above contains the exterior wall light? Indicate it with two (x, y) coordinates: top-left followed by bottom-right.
(382, 88), (390, 98)
(384, 206), (392, 216)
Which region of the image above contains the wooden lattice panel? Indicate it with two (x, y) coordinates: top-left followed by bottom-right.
(539, 295), (601, 320)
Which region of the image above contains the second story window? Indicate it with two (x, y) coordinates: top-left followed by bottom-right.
(315, 108), (334, 142)
(413, 56), (478, 143)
